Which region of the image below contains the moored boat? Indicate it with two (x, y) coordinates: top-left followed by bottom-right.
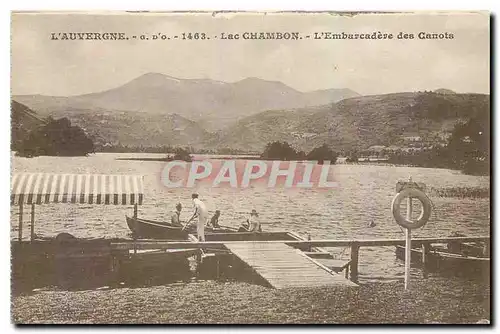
(395, 243), (490, 277)
(125, 216), (239, 239)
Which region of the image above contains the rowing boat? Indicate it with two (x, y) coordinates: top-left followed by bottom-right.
(125, 216), (239, 239)
(395, 243), (490, 276)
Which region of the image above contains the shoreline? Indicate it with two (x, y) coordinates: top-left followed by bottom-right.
(12, 277), (490, 324)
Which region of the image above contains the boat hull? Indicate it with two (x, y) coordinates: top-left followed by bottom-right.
(395, 245), (490, 277)
(125, 216), (238, 240)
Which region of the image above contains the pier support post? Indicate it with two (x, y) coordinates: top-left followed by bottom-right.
(133, 204), (138, 255)
(350, 243), (359, 283)
(404, 190), (413, 290)
(195, 251), (202, 279)
(18, 202), (23, 242)
(483, 241), (490, 257)
(216, 257), (220, 280)
(30, 204), (35, 242)
(421, 243), (429, 278)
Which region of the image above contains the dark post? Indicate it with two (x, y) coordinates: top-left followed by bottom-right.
(483, 241), (490, 257)
(30, 204), (35, 242)
(18, 202), (23, 242)
(193, 251), (202, 280)
(216, 257), (220, 280)
(421, 243), (429, 278)
(350, 243), (360, 283)
(133, 204), (138, 255)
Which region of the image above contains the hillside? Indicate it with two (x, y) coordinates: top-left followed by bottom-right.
(13, 73), (359, 130)
(12, 90), (489, 154)
(42, 108), (212, 148)
(208, 92), (490, 152)
(11, 100), (45, 149)
(11, 101), (95, 157)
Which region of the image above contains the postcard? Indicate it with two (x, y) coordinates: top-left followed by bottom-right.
(10, 11), (490, 324)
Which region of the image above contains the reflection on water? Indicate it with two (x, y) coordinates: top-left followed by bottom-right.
(11, 153), (490, 282)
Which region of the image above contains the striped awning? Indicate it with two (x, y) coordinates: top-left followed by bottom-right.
(11, 173), (144, 205)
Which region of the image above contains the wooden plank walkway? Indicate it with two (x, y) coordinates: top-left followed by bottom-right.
(224, 242), (357, 289)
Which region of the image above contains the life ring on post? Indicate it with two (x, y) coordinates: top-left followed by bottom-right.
(391, 188), (431, 229)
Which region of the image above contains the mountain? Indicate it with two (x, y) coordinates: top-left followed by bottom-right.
(207, 92), (490, 152)
(13, 73), (359, 130)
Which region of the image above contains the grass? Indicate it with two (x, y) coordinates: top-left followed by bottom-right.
(12, 277), (490, 324)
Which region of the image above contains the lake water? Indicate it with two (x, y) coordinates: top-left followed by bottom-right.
(11, 153), (490, 282)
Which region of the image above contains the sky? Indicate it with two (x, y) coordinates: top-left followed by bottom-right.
(11, 11), (490, 96)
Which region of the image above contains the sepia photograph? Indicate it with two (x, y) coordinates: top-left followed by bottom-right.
(9, 11), (490, 324)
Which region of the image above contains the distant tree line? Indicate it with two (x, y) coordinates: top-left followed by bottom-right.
(95, 144), (177, 153)
(95, 144), (251, 155)
(15, 117), (94, 157)
(261, 142), (339, 164)
(387, 115), (489, 175)
(168, 147), (193, 162)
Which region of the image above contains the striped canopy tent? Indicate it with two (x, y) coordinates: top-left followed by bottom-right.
(11, 173), (144, 241)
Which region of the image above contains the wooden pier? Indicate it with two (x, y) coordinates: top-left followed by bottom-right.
(11, 234), (490, 291)
(111, 235), (490, 283)
(225, 242), (356, 289)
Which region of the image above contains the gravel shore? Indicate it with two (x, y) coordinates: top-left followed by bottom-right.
(12, 278), (490, 324)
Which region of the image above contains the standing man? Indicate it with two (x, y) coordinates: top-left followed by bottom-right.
(184, 193), (208, 241)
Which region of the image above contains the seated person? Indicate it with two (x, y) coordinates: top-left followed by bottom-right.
(170, 203), (183, 227)
(238, 209), (261, 232)
(208, 210), (221, 228)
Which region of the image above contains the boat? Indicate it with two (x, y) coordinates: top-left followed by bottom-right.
(395, 242), (490, 277)
(125, 216), (239, 240)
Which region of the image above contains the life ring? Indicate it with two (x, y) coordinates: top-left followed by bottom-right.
(391, 188), (431, 229)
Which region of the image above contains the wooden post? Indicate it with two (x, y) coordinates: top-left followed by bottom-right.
(216, 257), (220, 280)
(404, 179), (413, 290)
(483, 241), (490, 257)
(422, 243), (429, 278)
(195, 251), (202, 279)
(350, 243), (359, 283)
(18, 202), (23, 242)
(133, 204), (138, 255)
(30, 204), (35, 242)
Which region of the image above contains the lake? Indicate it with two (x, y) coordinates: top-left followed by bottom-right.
(11, 153), (490, 282)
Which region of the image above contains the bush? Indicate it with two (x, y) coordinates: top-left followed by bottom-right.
(306, 144), (339, 164)
(260, 141), (300, 160)
(173, 147), (192, 162)
(16, 117), (94, 157)
(260, 142), (338, 164)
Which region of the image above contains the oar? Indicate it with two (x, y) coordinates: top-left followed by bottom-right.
(182, 217), (196, 231)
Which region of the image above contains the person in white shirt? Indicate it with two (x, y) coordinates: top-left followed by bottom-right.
(238, 209), (261, 232)
(184, 193), (208, 241)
